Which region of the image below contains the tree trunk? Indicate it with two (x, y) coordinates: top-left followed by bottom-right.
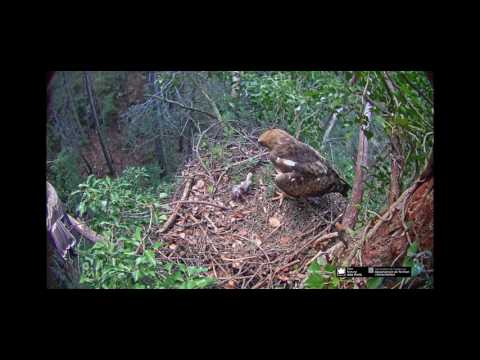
(84, 71), (116, 177)
(388, 129), (404, 205)
(150, 71), (168, 174)
(341, 101), (371, 231)
(79, 153), (93, 175)
(359, 153), (433, 267)
(63, 72), (87, 141)
(62, 72), (94, 174)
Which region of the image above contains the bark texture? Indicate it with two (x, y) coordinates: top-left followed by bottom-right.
(360, 155), (433, 267)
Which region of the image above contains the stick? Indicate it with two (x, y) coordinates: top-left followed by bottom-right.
(169, 200), (230, 211)
(313, 232), (339, 246)
(66, 215), (102, 243)
(159, 178), (193, 233)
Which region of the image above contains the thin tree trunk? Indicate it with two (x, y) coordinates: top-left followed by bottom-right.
(382, 72), (405, 205)
(388, 130), (404, 205)
(63, 72), (87, 141)
(80, 153), (93, 175)
(349, 72), (358, 86)
(321, 108), (342, 151)
(150, 71), (168, 174)
(342, 101), (371, 230)
(84, 71), (116, 177)
(63, 72), (94, 174)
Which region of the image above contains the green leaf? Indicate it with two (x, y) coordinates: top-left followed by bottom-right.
(164, 262), (173, 273)
(78, 202), (86, 216)
(324, 264), (336, 273)
(305, 273), (325, 289)
(134, 227), (142, 242)
(407, 242), (418, 257)
(132, 271), (140, 282)
(331, 276), (341, 288)
(396, 116), (409, 128)
(308, 261), (321, 273)
(365, 129), (374, 140)
(366, 277), (383, 289)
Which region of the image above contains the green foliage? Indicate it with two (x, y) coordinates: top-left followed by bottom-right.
(305, 255), (343, 289)
(242, 71), (360, 181)
(47, 149), (83, 211)
(73, 166), (215, 289)
(79, 233), (215, 289)
(211, 144), (224, 160)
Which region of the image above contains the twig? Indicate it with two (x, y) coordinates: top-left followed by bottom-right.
(174, 220), (207, 229)
(213, 152), (268, 194)
(220, 255), (260, 262)
(264, 223), (283, 240)
(342, 220), (371, 267)
(142, 205), (154, 245)
(169, 200), (230, 211)
(204, 214), (218, 232)
(275, 259), (300, 273)
(147, 94), (217, 119)
(313, 231), (339, 246)
(303, 233), (340, 268)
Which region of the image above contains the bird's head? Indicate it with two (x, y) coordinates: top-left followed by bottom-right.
(258, 128), (294, 150)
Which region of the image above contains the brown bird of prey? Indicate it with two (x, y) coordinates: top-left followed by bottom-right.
(258, 128), (350, 205)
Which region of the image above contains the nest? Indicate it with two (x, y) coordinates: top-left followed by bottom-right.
(152, 132), (347, 288)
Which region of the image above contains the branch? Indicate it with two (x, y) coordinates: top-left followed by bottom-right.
(66, 215), (103, 243)
(169, 200), (230, 211)
(147, 94), (217, 120)
(159, 177), (194, 233)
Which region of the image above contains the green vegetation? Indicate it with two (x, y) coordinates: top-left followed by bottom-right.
(72, 167), (215, 289)
(305, 255), (344, 289)
(242, 71), (433, 228)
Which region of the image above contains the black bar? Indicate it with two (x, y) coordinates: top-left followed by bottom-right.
(336, 267), (411, 278)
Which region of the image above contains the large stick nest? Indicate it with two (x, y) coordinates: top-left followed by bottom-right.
(151, 129), (347, 288)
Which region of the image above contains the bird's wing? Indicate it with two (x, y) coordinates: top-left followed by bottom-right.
(271, 143), (328, 176)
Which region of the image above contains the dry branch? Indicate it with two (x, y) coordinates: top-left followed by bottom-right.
(66, 215), (102, 243)
(169, 200), (230, 210)
(147, 94), (217, 119)
(159, 178), (193, 233)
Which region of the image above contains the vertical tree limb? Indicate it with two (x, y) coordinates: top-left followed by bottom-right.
(63, 72), (93, 174)
(388, 129), (404, 205)
(341, 101), (371, 232)
(150, 71), (168, 174)
(84, 71), (116, 177)
(321, 107), (343, 151)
